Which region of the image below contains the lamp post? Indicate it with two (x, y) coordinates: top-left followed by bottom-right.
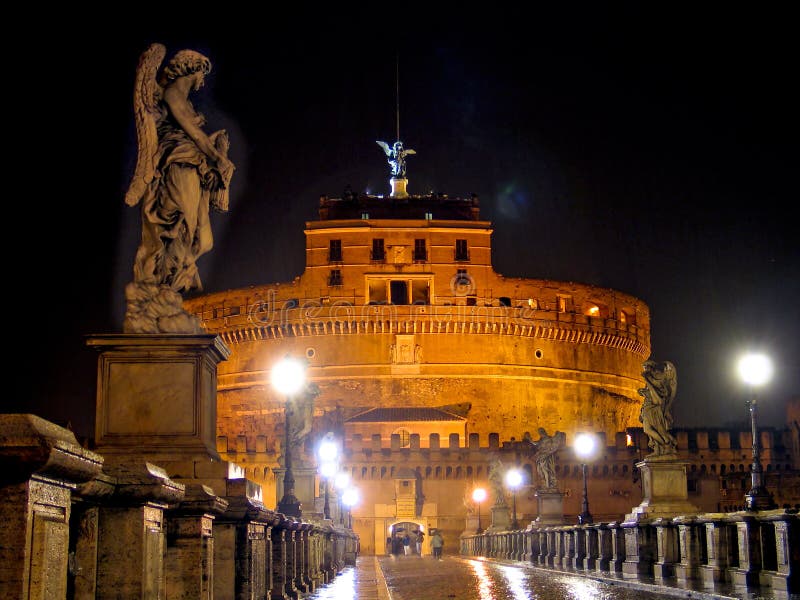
(575, 433), (596, 524)
(341, 487), (359, 529)
(505, 468), (523, 529)
(271, 356), (306, 518)
(738, 353), (777, 511)
(334, 471), (351, 525)
(318, 433), (338, 520)
(472, 488), (487, 533)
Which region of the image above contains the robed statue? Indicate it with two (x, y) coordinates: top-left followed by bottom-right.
(526, 428), (565, 490)
(376, 140), (416, 178)
(638, 360), (678, 456)
(487, 456), (507, 507)
(123, 43), (234, 334)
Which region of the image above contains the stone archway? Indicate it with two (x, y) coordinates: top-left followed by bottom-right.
(389, 520), (425, 555)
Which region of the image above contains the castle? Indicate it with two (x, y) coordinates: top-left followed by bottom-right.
(184, 175), (798, 555)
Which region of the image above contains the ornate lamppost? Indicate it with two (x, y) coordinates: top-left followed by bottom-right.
(738, 353), (777, 511)
(472, 487), (487, 533)
(505, 468), (523, 529)
(271, 356), (306, 517)
(575, 433), (596, 524)
(318, 432), (338, 520)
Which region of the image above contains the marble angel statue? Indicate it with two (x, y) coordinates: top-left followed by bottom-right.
(123, 43), (234, 334)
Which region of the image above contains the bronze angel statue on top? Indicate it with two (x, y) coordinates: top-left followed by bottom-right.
(123, 43), (234, 334)
(376, 140), (415, 178)
(638, 360), (678, 457)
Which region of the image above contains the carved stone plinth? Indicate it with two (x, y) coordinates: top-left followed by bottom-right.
(488, 505), (511, 531)
(94, 462), (184, 598)
(274, 466), (317, 517)
(0, 415), (103, 600)
(535, 489), (565, 525)
(625, 456), (699, 522)
(88, 334), (230, 459)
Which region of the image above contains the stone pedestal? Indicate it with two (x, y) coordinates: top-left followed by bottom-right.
(625, 456), (699, 522)
(94, 462), (185, 598)
(88, 334), (230, 459)
(535, 489), (565, 525)
(463, 514), (481, 535)
(274, 466), (317, 517)
(0, 415), (103, 600)
(488, 505), (511, 531)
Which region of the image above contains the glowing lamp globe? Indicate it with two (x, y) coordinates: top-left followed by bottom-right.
(271, 357), (306, 395)
(505, 469), (523, 489)
(334, 472), (351, 490)
(575, 433), (596, 459)
(738, 354), (773, 387)
(342, 487), (359, 508)
(472, 488), (487, 503)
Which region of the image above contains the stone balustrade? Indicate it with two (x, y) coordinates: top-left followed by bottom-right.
(0, 415), (358, 599)
(461, 509), (800, 595)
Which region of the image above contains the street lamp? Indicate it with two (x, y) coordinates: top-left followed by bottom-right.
(318, 433), (338, 520)
(575, 433), (596, 524)
(334, 471), (351, 525)
(505, 468), (523, 529)
(738, 353), (777, 511)
(341, 487), (359, 529)
(472, 487), (487, 533)
(271, 356), (306, 518)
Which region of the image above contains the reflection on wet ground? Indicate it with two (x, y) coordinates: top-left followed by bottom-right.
(306, 555), (795, 599)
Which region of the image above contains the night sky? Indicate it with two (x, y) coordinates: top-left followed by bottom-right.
(16, 11), (797, 439)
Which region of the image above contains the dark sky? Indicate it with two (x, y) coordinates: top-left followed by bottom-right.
(15, 10), (797, 439)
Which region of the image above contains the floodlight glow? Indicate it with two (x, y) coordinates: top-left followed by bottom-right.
(738, 353), (773, 387)
(341, 487), (359, 508)
(270, 357), (306, 395)
(575, 433), (596, 459)
(505, 469), (523, 489)
(320, 461), (337, 478)
(334, 472), (351, 490)
(472, 488), (487, 503)
(318, 440), (338, 463)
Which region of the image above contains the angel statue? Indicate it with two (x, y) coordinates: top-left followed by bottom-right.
(638, 360), (678, 457)
(487, 456), (507, 507)
(376, 140), (416, 178)
(531, 428), (566, 490)
(123, 43), (235, 334)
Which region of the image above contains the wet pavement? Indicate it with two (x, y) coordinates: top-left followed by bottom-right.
(306, 555), (796, 599)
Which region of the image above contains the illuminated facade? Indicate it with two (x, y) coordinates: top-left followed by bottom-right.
(185, 189), (798, 554)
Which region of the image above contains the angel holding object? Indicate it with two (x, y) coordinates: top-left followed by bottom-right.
(123, 44), (234, 334)
(376, 140), (415, 178)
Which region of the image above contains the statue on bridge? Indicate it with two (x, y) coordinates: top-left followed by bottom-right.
(123, 43), (235, 334)
(527, 428), (566, 490)
(639, 360), (678, 457)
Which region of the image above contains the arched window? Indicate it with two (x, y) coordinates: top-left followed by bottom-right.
(393, 427), (411, 448)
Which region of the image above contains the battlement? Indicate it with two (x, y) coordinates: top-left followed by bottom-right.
(217, 426), (796, 485)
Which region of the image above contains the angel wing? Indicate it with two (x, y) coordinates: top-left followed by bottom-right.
(124, 43), (166, 207)
(376, 140), (392, 157)
(402, 148), (416, 157)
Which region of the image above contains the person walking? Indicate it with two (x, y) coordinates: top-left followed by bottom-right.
(415, 529), (424, 555)
(431, 530), (444, 560)
(402, 533), (411, 556)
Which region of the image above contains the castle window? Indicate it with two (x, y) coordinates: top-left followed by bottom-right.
(455, 239), (469, 261)
(424, 212), (433, 220)
(329, 239), (342, 262)
(390, 281), (409, 305)
(558, 295), (571, 312)
(498, 297), (511, 307)
(372, 238), (385, 261)
(328, 269), (342, 287)
(411, 280), (430, 305)
(413, 239), (427, 261)
(393, 428), (411, 448)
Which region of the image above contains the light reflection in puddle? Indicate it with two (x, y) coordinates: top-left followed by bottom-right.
(469, 559), (495, 599)
(313, 566), (354, 599)
(499, 564), (529, 600)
